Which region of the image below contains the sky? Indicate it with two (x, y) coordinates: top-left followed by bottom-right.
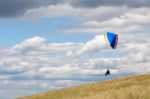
(0, 0), (150, 99)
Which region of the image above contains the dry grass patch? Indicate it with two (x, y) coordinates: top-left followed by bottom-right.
(19, 74), (150, 99)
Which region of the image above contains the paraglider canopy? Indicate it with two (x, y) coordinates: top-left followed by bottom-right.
(104, 32), (118, 49)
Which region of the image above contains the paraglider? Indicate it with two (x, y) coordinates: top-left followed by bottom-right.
(104, 32), (118, 76)
(67, 32), (118, 76)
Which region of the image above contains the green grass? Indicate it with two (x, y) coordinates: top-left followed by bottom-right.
(18, 74), (150, 99)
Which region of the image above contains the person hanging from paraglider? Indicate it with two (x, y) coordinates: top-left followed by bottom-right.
(105, 69), (110, 76)
(104, 32), (118, 76)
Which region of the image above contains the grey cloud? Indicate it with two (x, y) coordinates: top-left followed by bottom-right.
(0, 0), (62, 17)
(71, 0), (150, 8)
(1, 0), (150, 17)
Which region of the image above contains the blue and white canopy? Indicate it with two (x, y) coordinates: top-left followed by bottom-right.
(104, 32), (118, 49)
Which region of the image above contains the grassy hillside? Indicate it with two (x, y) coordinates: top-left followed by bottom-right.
(19, 74), (150, 99)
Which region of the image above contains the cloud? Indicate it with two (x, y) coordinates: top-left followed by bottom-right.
(67, 34), (109, 57)
(22, 4), (150, 35)
(62, 7), (150, 34)
(0, 35), (149, 80)
(1, 36), (83, 56)
(1, 0), (150, 18)
(70, 0), (150, 8)
(0, 34), (149, 98)
(0, 0), (63, 17)
(23, 4), (128, 21)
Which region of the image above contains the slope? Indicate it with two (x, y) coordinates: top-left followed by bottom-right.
(19, 74), (150, 99)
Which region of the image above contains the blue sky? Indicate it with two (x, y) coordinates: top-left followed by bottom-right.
(0, 17), (94, 48)
(0, 0), (150, 99)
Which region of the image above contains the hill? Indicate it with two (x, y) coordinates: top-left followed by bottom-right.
(19, 74), (150, 99)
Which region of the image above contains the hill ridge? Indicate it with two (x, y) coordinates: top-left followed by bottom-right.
(19, 74), (150, 99)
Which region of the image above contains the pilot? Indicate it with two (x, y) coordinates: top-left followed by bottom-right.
(105, 69), (110, 76)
